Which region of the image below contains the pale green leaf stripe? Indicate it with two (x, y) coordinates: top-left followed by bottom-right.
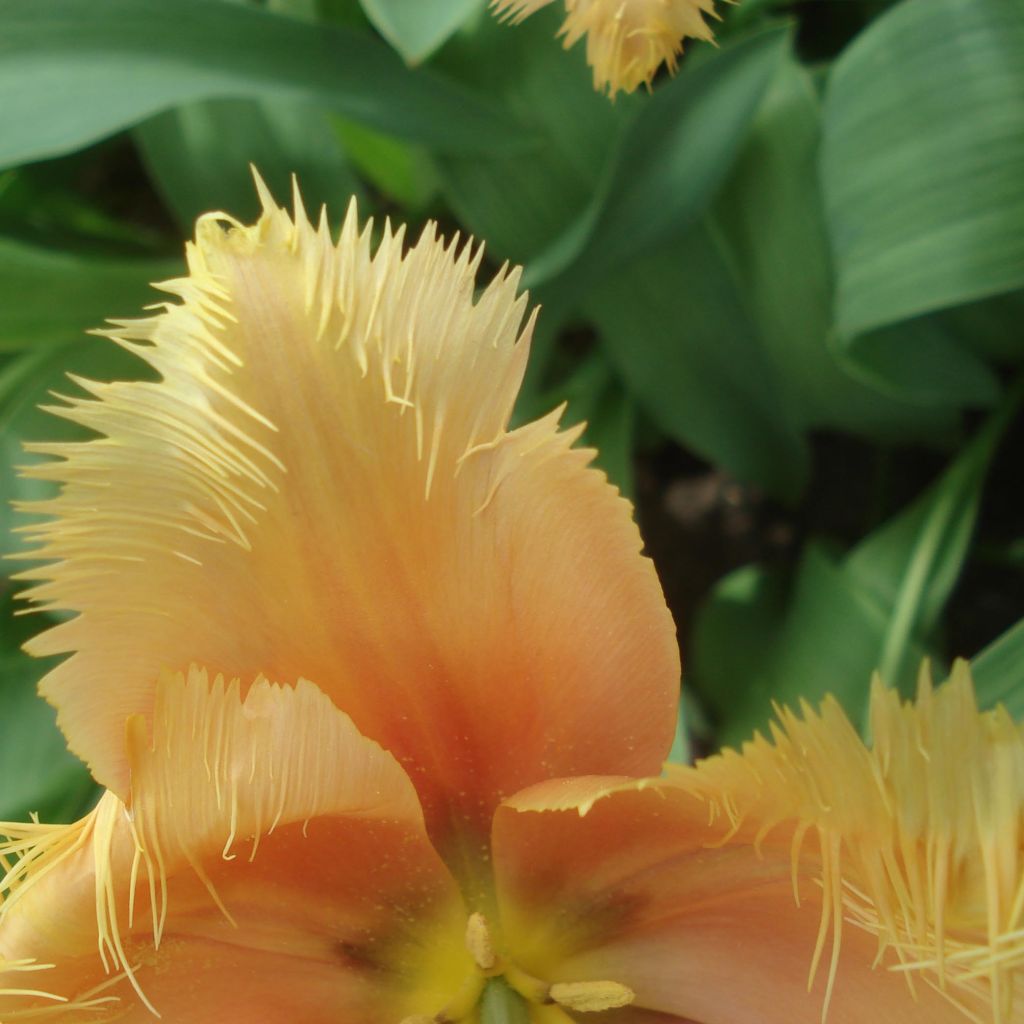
(0, 238), (180, 352)
(0, 0), (527, 169)
(823, 0), (1024, 338)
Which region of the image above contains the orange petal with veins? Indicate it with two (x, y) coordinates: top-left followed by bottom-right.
(492, 666), (1020, 1023)
(0, 668), (468, 1023)
(19, 179), (679, 849)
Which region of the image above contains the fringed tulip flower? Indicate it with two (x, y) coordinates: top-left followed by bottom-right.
(0, 182), (1021, 1024)
(490, 0), (719, 96)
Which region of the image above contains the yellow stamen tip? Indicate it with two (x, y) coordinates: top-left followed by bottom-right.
(549, 980), (635, 1012)
(465, 912), (498, 971)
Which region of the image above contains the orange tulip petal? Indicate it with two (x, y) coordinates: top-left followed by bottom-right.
(494, 780), (958, 1024)
(0, 669), (468, 1022)
(20, 180), (679, 845)
(493, 666), (1021, 1024)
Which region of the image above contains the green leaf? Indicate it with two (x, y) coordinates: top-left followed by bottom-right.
(436, 10), (633, 265)
(0, 589), (97, 823)
(586, 224), (808, 501)
(135, 98), (365, 230)
(822, 0), (1024, 338)
(690, 562), (789, 745)
(0, 650), (98, 822)
(359, 0), (484, 64)
(972, 617), (1024, 718)
(841, 314), (1001, 409)
(713, 54), (958, 440)
(0, 238), (179, 352)
(864, 379), (1024, 693)
(691, 543), (931, 747)
(525, 25), (789, 290)
(333, 117), (440, 210)
(692, 391), (1020, 742)
(0, 0), (527, 169)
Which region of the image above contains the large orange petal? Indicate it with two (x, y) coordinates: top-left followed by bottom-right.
(492, 666), (1021, 1024)
(19, 179), (679, 847)
(0, 669), (469, 1022)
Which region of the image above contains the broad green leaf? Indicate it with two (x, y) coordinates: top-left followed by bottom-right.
(713, 55), (958, 440)
(334, 118), (440, 210)
(690, 562), (789, 744)
(972, 617), (1024, 718)
(0, 238), (180, 352)
(268, 0), (319, 17)
(0, 589), (97, 823)
(840, 290), (1024, 409)
(944, 289), (1024, 364)
(135, 98), (365, 230)
(436, 10), (633, 266)
(0, 650), (98, 822)
(822, 0), (1024, 338)
(0, 0), (527, 169)
(360, 0), (484, 64)
(841, 314), (1000, 409)
(586, 225), (808, 501)
(525, 25), (789, 290)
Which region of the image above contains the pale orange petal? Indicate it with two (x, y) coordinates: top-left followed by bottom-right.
(0, 669), (468, 1022)
(492, 666), (1021, 1023)
(20, 180), (679, 845)
(494, 780), (958, 1024)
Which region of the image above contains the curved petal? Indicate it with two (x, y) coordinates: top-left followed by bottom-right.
(0, 669), (470, 1022)
(491, 0), (719, 96)
(492, 666), (1021, 1023)
(20, 179), (679, 843)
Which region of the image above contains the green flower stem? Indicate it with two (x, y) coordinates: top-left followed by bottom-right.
(480, 977), (532, 1024)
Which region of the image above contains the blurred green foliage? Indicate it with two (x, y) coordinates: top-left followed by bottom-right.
(0, 0), (1022, 815)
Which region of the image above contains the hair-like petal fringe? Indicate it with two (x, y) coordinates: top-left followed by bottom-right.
(14, 173), (678, 828)
(677, 662), (1024, 1023)
(0, 668), (422, 1018)
(491, 0), (720, 95)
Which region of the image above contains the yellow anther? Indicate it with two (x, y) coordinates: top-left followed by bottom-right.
(549, 980), (635, 1012)
(465, 912), (498, 971)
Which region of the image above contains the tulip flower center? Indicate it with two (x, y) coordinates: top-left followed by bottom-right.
(401, 913), (634, 1024)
